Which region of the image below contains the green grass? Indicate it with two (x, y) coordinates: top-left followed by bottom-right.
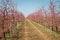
(16, 21), (23, 29)
(30, 20), (60, 40)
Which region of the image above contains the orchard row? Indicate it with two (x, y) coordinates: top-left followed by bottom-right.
(27, 0), (60, 33)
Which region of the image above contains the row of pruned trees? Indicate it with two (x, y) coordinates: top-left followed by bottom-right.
(27, 0), (60, 33)
(0, 0), (25, 40)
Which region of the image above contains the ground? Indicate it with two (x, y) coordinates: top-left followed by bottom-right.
(0, 19), (60, 40)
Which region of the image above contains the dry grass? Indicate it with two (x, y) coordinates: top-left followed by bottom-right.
(31, 20), (60, 40)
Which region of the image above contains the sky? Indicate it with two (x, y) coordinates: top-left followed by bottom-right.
(14, 0), (50, 17)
